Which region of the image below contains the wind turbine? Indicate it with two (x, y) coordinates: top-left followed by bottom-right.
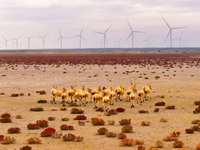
(174, 31), (184, 47)
(55, 28), (69, 49)
(12, 36), (22, 49)
(125, 19), (145, 48)
(27, 36), (33, 49)
(2, 36), (9, 50)
(94, 24), (113, 48)
(114, 37), (123, 48)
(143, 34), (152, 48)
(162, 16), (186, 48)
(37, 32), (49, 49)
(71, 26), (87, 49)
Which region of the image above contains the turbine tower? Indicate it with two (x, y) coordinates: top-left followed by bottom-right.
(162, 16), (185, 48)
(37, 32), (49, 49)
(55, 28), (69, 49)
(125, 19), (145, 48)
(27, 36), (33, 49)
(94, 24), (113, 48)
(71, 26), (87, 49)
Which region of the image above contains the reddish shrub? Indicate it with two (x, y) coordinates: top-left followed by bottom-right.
(116, 107), (125, 112)
(41, 127), (56, 137)
(73, 115), (87, 120)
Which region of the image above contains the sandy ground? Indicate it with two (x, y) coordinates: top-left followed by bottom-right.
(0, 63), (200, 150)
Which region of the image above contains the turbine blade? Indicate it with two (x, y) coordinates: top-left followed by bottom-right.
(172, 27), (186, 30)
(55, 37), (61, 43)
(63, 36), (70, 40)
(164, 30), (171, 44)
(59, 28), (61, 36)
(81, 36), (87, 43)
(126, 19), (133, 31)
(133, 31), (146, 33)
(70, 35), (80, 38)
(105, 24), (113, 33)
(80, 26), (84, 35)
(180, 31), (184, 38)
(161, 16), (171, 29)
(93, 31), (104, 34)
(44, 32), (49, 38)
(124, 32), (133, 44)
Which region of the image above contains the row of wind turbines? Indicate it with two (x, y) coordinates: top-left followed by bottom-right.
(1, 17), (186, 50)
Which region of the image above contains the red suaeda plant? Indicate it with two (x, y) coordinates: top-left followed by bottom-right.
(119, 119), (131, 125)
(170, 131), (180, 137)
(27, 123), (40, 130)
(163, 135), (178, 141)
(137, 145), (145, 150)
(75, 136), (84, 142)
(40, 127), (56, 137)
(91, 118), (105, 125)
(20, 145), (32, 150)
(0, 117), (12, 123)
(7, 127), (21, 134)
(116, 107), (125, 112)
(26, 137), (42, 144)
(196, 143), (200, 150)
(193, 105), (200, 114)
(138, 110), (149, 113)
(155, 140), (165, 148)
(73, 115), (87, 120)
(1, 113), (11, 118)
(97, 127), (108, 135)
(62, 133), (76, 141)
(119, 138), (134, 146)
(141, 121), (150, 126)
(36, 120), (48, 128)
(121, 125), (133, 133)
(60, 124), (74, 130)
(0, 135), (4, 141)
(117, 133), (126, 139)
(172, 140), (184, 148)
(185, 128), (194, 134)
(165, 105), (175, 109)
(155, 101), (165, 106)
(106, 132), (116, 138)
(70, 108), (84, 114)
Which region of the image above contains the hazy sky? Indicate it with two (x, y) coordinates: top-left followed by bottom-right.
(0, 0), (200, 49)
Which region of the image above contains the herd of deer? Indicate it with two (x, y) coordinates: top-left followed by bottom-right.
(50, 81), (152, 111)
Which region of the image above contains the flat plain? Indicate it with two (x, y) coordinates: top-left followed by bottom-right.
(0, 52), (200, 150)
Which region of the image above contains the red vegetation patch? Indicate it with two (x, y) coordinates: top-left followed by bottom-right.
(0, 53), (199, 67)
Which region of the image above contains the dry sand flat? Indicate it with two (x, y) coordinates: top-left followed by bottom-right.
(0, 53), (200, 150)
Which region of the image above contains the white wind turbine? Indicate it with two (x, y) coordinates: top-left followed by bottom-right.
(71, 26), (87, 49)
(55, 28), (69, 49)
(162, 16), (186, 48)
(174, 31), (184, 47)
(27, 36), (33, 49)
(37, 32), (49, 49)
(94, 24), (113, 48)
(12, 36), (22, 49)
(114, 37), (123, 48)
(2, 36), (10, 50)
(125, 19), (145, 48)
(143, 34), (152, 48)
